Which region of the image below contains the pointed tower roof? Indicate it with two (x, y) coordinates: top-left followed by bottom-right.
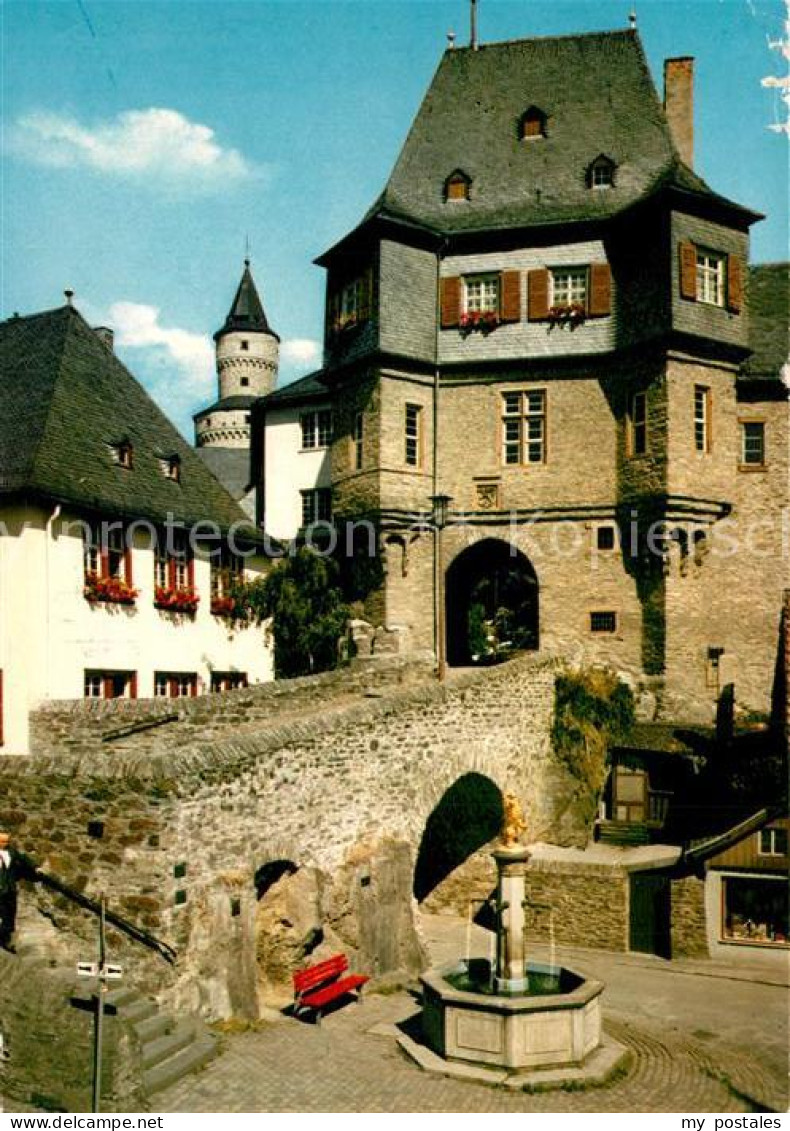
(214, 260), (278, 341)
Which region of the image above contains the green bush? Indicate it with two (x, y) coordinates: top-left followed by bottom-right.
(552, 669), (635, 799)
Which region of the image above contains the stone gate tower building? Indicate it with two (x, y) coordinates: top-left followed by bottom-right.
(195, 260), (279, 516)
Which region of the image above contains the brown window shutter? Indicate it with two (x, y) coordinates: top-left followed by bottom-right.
(588, 263), (612, 317)
(500, 271), (521, 322)
(726, 254), (743, 313)
(440, 276), (462, 328)
(527, 268), (549, 321)
(679, 241), (697, 301)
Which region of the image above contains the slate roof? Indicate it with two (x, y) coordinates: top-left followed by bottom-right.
(742, 263), (790, 383)
(263, 370), (330, 408)
(214, 261), (278, 341)
(359, 29), (755, 237)
(195, 448), (251, 501)
(194, 394), (257, 418)
(0, 305), (259, 535)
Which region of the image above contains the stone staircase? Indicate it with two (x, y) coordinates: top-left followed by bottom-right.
(105, 986), (217, 1098)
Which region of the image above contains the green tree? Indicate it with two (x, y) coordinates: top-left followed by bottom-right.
(241, 548), (350, 678)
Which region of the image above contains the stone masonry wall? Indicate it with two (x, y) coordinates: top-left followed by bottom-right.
(670, 874), (709, 958)
(2, 654), (582, 1018)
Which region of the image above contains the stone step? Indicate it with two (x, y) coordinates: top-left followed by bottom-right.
(141, 1021), (196, 1071)
(133, 1011), (172, 1043)
(121, 996), (159, 1024)
(142, 1033), (217, 1096)
(105, 986), (142, 1009)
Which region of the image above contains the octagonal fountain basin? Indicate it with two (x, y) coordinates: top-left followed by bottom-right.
(421, 961), (604, 1072)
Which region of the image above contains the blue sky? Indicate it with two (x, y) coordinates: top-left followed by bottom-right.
(3, 0), (788, 437)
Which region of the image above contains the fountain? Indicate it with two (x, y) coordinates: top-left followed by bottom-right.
(402, 794), (627, 1088)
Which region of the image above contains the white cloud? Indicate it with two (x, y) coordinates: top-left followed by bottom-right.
(9, 107), (257, 191)
(110, 301), (214, 387)
(281, 338), (321, 366)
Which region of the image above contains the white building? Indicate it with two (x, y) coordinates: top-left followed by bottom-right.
(0, 301), (273, 755)
(252, 372), (333, 543)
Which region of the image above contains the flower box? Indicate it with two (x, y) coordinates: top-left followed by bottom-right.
(155, 586), (200, 614)
(548, 303), (587, 329)
(211, 595), (237, 617)
(460, 310), (499, 336)
(84, 573), (138, 605)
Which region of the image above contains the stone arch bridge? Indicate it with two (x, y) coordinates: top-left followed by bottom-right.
(0, 654), (586, 1018)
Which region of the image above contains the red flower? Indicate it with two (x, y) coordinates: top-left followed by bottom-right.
(211, 595), (236, 617)
(155, 586), (200, 614)
(459, 310), (499, 335)
(84, 573), (138, 605)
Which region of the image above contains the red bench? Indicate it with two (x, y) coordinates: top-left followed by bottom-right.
(293, 953), (369, 1023)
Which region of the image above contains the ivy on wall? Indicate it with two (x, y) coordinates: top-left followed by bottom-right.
(551, 668), (635, 805)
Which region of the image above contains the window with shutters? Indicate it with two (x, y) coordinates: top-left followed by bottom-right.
(696, 249), (725, 306)
(327, 268), (373, 336)
(300, 410), (333, 450)
(405, 404), (423, 467)
(211, 671), (248, 693)
(210, 546), (244, 614)
(83, 520), (137, 604)
(679, 242), (742, 312)
(694, 386), (711, 453)
(628, 391), (648, 457)
(740, 421), (766, 468)
(155, 672), (198, 699)
(464, 275), (499, 314)
(154, 531), (197, 612)
(502, 391), (546, 465)
(84, 670), (136, 700)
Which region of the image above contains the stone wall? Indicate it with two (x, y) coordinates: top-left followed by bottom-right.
(670, 874), (709, 958)
(2, 653), (582, 1019)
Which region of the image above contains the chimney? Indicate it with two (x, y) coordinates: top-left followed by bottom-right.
(664, 56), (694, 167)
(94, 326), (115, 352)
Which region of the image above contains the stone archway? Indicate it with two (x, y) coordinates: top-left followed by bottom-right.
(413, 772), (504, 904)
(445, 539), (539, 667)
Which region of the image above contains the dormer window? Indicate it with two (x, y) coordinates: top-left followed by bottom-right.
(588, 155), (616, 189)
(444, 170), (471, 202)
(519, 107), (547, 140)
(111, 440), (133, 469)
(162, 454), (181, 483)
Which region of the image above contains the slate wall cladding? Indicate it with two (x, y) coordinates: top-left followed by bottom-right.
(379, 240), (438, 363)
(438, 239), (616, 365)
(670, 212), (749, 348)
(2, 654), (582, 1016)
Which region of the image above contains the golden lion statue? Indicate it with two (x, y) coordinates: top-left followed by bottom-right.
(501, 792), (527, 847)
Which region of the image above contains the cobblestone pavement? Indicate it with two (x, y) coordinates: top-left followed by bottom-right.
(156, 992), (772, 1114)
(154, 916), (789, 1114)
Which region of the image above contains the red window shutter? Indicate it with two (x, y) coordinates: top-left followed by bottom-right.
(679, 241), (697, 301)
(100, 548), (109, 580)
(124, 546), (133, 587)
(588, 263), (612, 317)
(527, 268), (549, 321)
(500, 271), (521, 322)
(187, 554), (195, 589)
(727, 254), (743, 313)
(129, 673), (138, 700)
(440, 276), (462, 328)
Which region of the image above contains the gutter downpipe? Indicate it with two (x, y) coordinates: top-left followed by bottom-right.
(45, 504), (62, 698)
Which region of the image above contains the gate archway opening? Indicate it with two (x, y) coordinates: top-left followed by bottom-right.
(445, 539), (539, 667)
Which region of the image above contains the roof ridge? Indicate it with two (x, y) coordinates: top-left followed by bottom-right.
(444, 27), (637, 52)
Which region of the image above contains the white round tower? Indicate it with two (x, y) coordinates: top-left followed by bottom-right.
(195, 260), (279, 450)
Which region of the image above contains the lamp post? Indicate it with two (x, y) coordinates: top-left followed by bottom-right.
(430, 493), (453, 682)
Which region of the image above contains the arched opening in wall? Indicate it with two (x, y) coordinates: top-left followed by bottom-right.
(445, 539), (539, 667)
(254, 859), (324, 991)
(413, 773), (504, 904)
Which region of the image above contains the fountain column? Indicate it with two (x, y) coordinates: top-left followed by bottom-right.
(493, 842), (530, 993)
(490, 792), (531, 994)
